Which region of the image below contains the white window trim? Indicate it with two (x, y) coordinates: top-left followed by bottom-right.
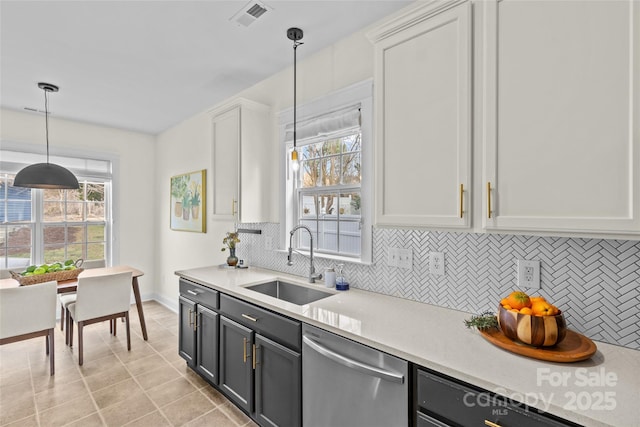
(278, 79), (373, 264)
(1, 140), (119, 266)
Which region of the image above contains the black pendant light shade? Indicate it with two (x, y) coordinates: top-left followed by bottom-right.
(13, 83), (79, 190)
(13, 162), (79, 189)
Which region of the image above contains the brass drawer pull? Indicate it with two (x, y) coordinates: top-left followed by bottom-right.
(459, 183), (464, 218)
(252, 344), (258, 370)
(243, 337), (247, 362)
(487, 182), (492, 219)
(485, 421), (501, 427)
(242, 313), (258, 322)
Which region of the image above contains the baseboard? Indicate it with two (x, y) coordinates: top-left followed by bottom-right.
(144, 292), (178, 313)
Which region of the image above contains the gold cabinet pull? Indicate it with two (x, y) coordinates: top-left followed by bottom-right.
(242, 313), (258, 322)
(193, 312), (197, 332)
(252, 344), (258, 370)
(484, 421), (501, 427)
(459, 184), (464, 218)
(231, 198), (237, 216)
(243, 337), (247, 363)
(487, 182), (492, 219)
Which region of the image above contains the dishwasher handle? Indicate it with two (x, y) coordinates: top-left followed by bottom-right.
(303, 335), (405, 384)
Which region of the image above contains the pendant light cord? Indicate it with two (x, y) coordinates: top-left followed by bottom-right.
(293, 39), (302, 150)
(44, 87), (50, 164)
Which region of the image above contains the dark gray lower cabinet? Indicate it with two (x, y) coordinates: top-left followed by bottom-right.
(178, 280), (219, 385)
(416, 411), (449, 427)
(196, 305), (218, 384)
(178, 296), (196, 366)
(219, 315), (302, 427)
(415, 367), (582, 427)
(255, 334), (301, 427)
(219, 316), (254, 413)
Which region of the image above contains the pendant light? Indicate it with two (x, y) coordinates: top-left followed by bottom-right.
(287, 27), (303, 173)
(13, 83), (79, 189)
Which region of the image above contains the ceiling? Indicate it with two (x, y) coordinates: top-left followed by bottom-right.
(0, 0), (411, 135)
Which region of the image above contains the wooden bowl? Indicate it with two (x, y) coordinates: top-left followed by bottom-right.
(497, 305), (567, 347)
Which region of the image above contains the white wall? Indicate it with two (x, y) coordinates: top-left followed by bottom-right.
(0, 108), (157, 299)
(154, 30), (376, 306)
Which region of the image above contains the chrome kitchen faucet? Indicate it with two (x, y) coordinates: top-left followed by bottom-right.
(287, 225), (323, 283)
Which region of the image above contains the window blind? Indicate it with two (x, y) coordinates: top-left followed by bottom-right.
(0, 150), (112, 181)
(284, 105), (361, 146)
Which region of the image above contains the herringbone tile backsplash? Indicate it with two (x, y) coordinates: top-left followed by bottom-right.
(237, 224), (640, 350)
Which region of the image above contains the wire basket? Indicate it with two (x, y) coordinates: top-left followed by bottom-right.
(10, 259), (84, 286)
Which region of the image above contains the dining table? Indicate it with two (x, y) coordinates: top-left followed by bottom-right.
(0, 265), (148, 341)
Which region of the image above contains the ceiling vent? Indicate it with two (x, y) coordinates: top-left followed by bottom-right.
(230, 0), (270, 27)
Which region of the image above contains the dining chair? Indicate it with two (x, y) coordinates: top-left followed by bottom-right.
(0, 268), (22, 279)
(59, 259), (106, 339)
(0, 281), (57, 375)
(66, 271), (132, 366)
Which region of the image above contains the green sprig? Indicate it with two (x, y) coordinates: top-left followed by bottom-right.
(464, 311), (498, 330)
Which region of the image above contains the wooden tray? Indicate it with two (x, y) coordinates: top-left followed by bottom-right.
(479, 328), (597, 363)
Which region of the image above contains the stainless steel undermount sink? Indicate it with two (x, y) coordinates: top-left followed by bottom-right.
(245, 280), (334, 305)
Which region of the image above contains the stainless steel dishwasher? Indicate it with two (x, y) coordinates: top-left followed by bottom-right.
(302, 324), (408, 427)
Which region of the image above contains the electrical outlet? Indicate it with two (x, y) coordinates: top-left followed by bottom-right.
(397, 248), (413, 270)
(264, 236), (273, 251)
(429, 252), (445, 276)
(518, 259), (541, 289)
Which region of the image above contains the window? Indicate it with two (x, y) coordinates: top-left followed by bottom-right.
(282, 80), (372, 262)
(42, 182), (107, 263)
(0, 150), (112, 269)
(298, 131), (362, 256)
(0, 176), (32, 268)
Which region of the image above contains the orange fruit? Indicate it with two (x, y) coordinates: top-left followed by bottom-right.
(530, 296), (547, 303)
(519, 307), (533, 315)
(502, 304), (512, 310)
(505, 291), (531, 310)
(500, 298), (509, 306)
(532, 300), (556, 316)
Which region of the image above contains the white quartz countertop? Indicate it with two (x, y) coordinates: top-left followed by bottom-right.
(175, 266), (640, 427)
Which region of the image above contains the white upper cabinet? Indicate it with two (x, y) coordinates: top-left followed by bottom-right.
(210, 99), (272, 223)
(481, 0), (640, 235)
(369, 0), (472, 228)
(369, 0), (639, 237)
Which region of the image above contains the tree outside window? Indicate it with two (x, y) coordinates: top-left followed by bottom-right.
(297, 132), (362, 256)
(0, 173), (108, 268)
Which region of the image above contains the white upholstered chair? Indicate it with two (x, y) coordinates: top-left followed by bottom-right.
(66, 271), (132, 365)
(59, 259), (106, 340)
(0, 268), (22, 279)
(0, 281), (58, 375)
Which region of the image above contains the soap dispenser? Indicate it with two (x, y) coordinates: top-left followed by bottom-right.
(335, 264), (349, 291)
(324, 267), (336, 288)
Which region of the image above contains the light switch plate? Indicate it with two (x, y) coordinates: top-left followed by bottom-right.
(397, 248), (413, 270)
(387, 247), (399, 267)
(387, 247), (412, 269)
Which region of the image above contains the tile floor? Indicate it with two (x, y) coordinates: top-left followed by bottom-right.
(0, 301), (259, 427)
